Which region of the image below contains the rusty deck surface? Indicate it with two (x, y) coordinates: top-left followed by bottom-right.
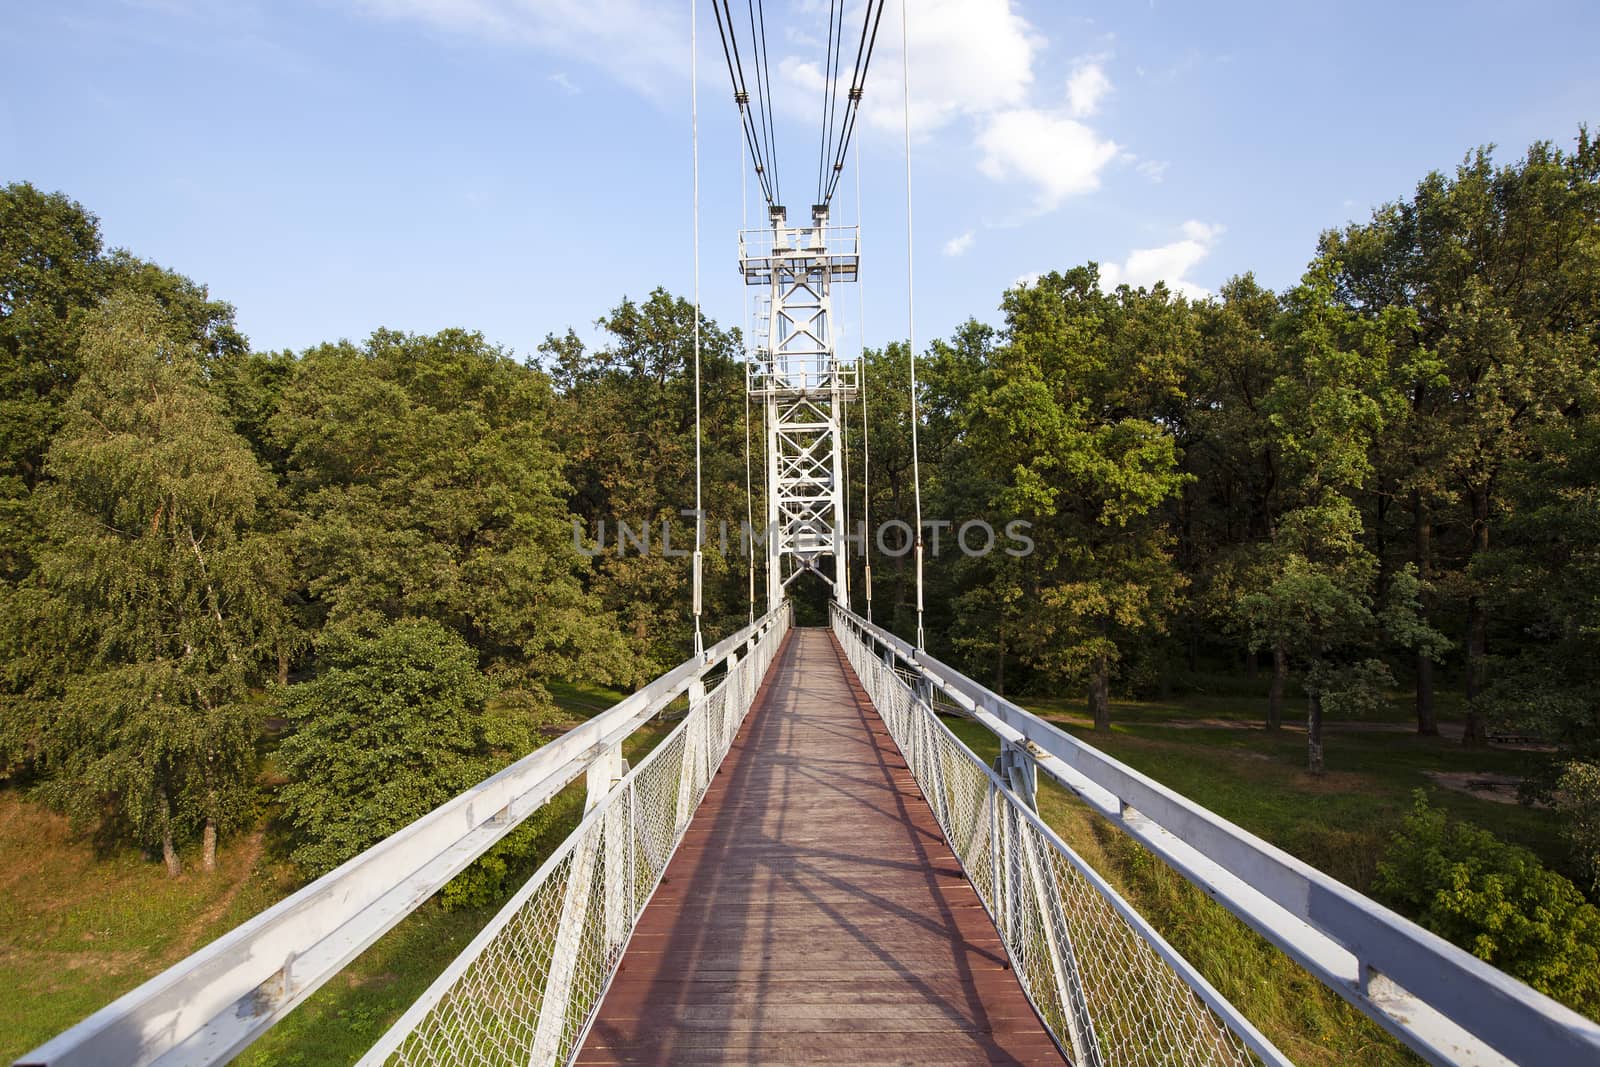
(576, 628), (1063, 1065)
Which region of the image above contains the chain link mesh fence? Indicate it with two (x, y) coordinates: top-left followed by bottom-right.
(360, 609), (790, 1067)
(833, 610), (1281, 1067)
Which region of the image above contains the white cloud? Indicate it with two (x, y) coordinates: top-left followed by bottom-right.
(1066, 62), (1111, 119)
(353, 0), (1151, 224)
(548, 71), (579, 95)
(779, 4), (1122, 215)
(976, 110), (1120, 210)
(1014, 271), (1042, 289)
(349, 0), (683, 94)
(1099, 221), (1223, 300)
(944, 230), (975, 257)
(781, 0), (1040, 138)
(1135, 158), (1169, 183)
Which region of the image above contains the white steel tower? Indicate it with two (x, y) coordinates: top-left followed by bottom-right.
(741, 204), (858, 612)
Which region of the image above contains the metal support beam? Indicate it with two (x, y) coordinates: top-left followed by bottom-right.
(1021, 829), (1102, 1067)
(994, 740), (1037, 811)
(742, 206), (857, 610)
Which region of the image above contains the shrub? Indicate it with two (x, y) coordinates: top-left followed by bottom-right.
(277, 620), (526, 876)
(439, 804), (567, 911)
(1374, 791), (1600, 1017)
(1554, 761), (1600, 897)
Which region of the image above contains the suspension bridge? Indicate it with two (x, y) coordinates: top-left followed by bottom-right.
(18, 2), (1600, 1065)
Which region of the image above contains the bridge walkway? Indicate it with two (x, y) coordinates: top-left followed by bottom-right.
(576, 628), (1064, 1065)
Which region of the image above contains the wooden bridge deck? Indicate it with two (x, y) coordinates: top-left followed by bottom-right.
(577, 628), (1064, 1065)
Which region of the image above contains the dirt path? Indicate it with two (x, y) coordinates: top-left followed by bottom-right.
(170, 829), (267, 958)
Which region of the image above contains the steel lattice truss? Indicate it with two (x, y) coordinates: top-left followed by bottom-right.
(741, 209), (858, 609)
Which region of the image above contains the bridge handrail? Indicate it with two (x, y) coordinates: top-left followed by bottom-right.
(16, 607), (791, 1067)
(833, 606), (1286, 1067)
(360, 602), (793, 1066)
(831, 604), (1600, 1067)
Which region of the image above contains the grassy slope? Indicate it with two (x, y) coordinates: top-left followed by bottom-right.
(0, 794), (290, 1062)
(0, 681), (646, 1066)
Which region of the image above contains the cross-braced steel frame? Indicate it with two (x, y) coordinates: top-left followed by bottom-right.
(740, 206), (858, 611)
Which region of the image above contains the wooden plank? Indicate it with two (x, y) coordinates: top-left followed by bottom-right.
(575, 1030), (1067, 1066)
(577, 628), (1064, 1065)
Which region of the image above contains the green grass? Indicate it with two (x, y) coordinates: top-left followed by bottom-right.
(0, 679), (656, 1066)
(1023, 669), (1473, 727)
(546, 679), (629, 720)
(0, 794), (292, 1062)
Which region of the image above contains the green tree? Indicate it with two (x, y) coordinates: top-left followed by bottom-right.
(547, 290), (752, 676)
(959, 268), (1192, 729)
(844, 341), (921, 636)
(1235, 262), (1445, 771)
(1, 183), (250, 591)
(12, 293), (287, 872)
(276, 619), (518, 876)
(0, 184), (103, 492)
(1553, 762), (1600, 897)
(270, 327), (627, 706)
(1177, 276), (1291, 721)
(1376, 792), (1600, 1016)
(0, 183), (105, 583)
(1324, 130), (1600, 743)
(1471, 409), (1600, 762)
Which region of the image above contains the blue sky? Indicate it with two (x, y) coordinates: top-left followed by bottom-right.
(3, 1), (1596, 361)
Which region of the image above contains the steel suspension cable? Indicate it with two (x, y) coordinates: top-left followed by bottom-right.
(857, 144), (873, 623)
(819, 0), (887, 207)
(815, 0), (845, 206)
(900, 0), (924, 650)
(708, 0), (773, 206)
(691, 0), (706, 656)
(741, 124), (756, 625)
(750, 0), (781, 207)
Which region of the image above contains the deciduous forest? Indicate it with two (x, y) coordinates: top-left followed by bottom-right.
(3, 128), (1599, 1055)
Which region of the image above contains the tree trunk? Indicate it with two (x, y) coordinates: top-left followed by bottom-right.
(1374, 486), (1391, 602)
(1246, 650), (1258, 681)
(1413, 489), (1438, 736)
(995, 623), (1006, 697)
(1462, 485), (1491, 746)
(1089, 657), (1111, 733)
(1307, 690), (1325, 775)
(202, 818), (218, 872)
(158, 790), (181, 878)
(277, 645), (290, 687)
(1267, 646), (1286, 731)
(1416, 655), (1438, 736)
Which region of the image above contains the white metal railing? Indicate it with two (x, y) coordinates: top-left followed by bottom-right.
(832, 606), (1287, 1067)
(738, 222), (859, 269)
(358, 604), (792, 1067)
(746, 352), (858, 396)
(17, 607), (790, 1067)
(831, 604), (1600, 1067)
